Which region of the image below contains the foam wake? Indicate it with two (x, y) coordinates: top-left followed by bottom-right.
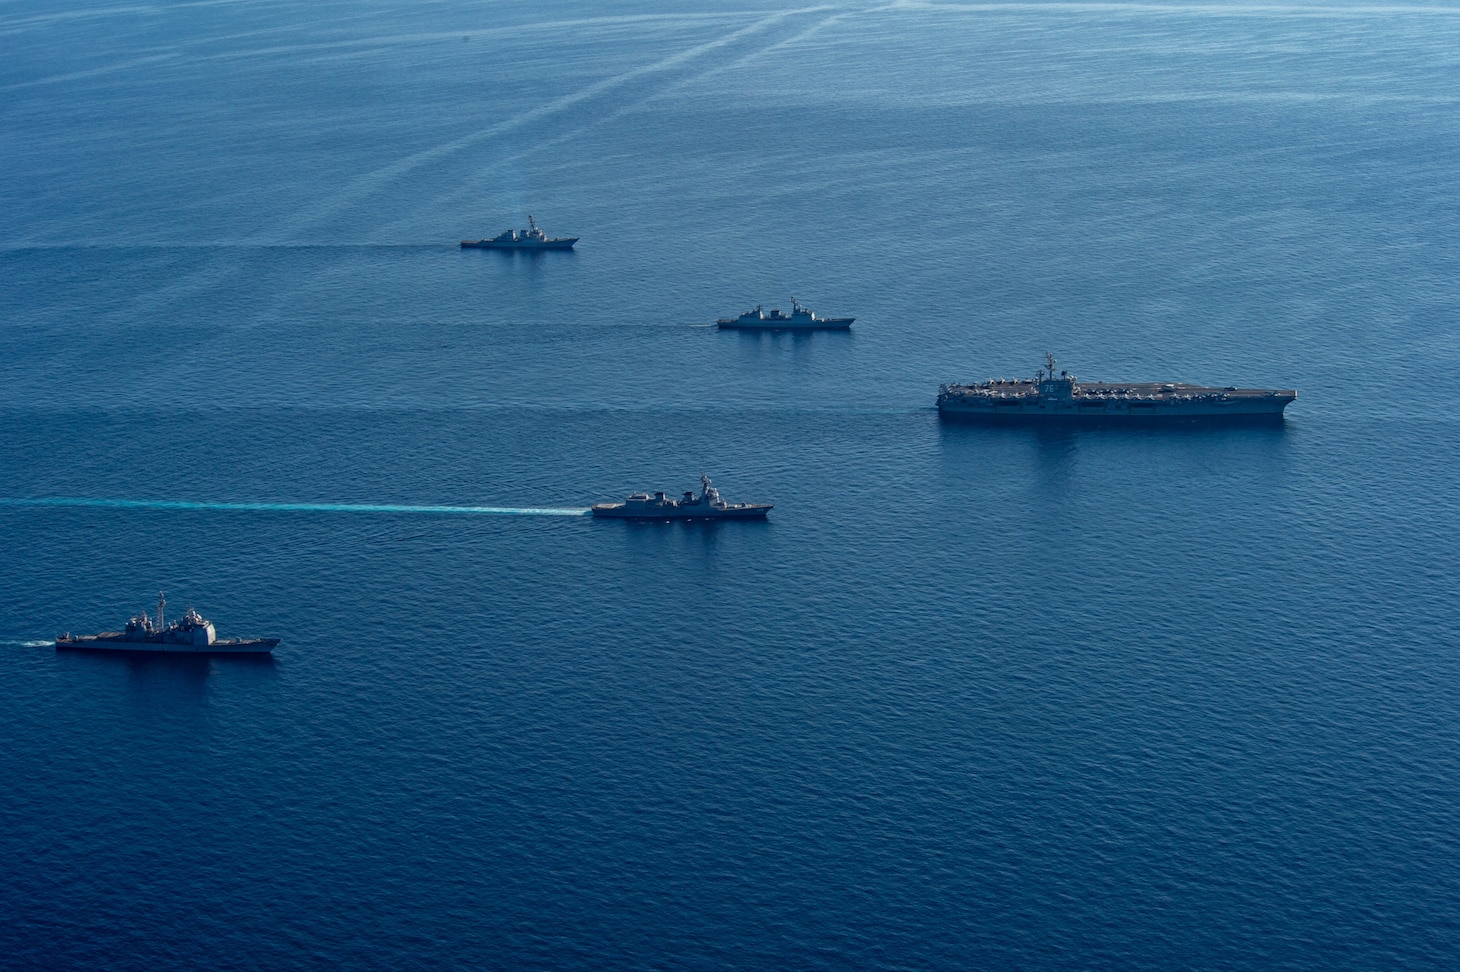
(0, 497), (590, 517)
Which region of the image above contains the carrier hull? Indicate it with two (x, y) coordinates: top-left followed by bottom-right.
(938, 394), (1294, 423)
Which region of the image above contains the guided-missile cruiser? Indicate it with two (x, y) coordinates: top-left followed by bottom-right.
(55, 592), (279, 654)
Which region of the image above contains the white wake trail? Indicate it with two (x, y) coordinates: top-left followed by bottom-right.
(0, 497), (590, 517)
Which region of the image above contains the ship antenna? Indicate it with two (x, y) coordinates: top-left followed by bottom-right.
(1046, 351), (1056, 379)
(157, 591), (166, 630)
(528, 214), (537, 231)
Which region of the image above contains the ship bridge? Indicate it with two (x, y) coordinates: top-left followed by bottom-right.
(1036, 353), (1077, 400)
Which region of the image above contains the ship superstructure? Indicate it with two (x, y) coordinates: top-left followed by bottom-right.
(55, 592), (279, 654)
(717, 297), (853, 330)
(592, 475), (772, 520)
(938, 353), (1296, 423)
(461, 214), (578, 250)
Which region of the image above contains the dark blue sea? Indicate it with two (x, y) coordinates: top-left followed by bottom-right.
(3, 2), (1459, 968)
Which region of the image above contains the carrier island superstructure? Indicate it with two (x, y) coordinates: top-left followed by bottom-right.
(938, 354), (1296, 423)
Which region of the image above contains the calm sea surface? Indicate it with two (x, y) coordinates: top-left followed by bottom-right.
(3, 2), (1459, 968)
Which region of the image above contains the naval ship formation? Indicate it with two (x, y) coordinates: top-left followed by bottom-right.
(27, 218), (1305, 647)
(461, 215), (577, 251)
(938, 354), (1296, 423)
(450, 215), (1297, 427)
(55, 593), (278, 655)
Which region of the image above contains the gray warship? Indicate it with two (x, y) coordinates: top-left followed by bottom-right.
(592, 475), (772, 520)
(55, 592), (279, 654)
(938, 353), (1296, 423)
(460, 214), (577, 250)
(717, 297), (853, 330)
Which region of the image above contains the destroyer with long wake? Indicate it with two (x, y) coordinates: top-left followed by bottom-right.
(55, 592), (278, 654)
(938, 354), (1296, 423)
(593, 475), (771, 520)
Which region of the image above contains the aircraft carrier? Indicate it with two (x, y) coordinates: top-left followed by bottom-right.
(938, 354), (1296, 423)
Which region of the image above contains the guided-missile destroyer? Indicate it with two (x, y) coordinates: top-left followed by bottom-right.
(592, 475), (771, 520)
(717, 297), (853, 330)
(460, 214), (577, 250)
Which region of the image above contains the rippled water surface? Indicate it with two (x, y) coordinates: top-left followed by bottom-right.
(3, 2), (1458, 969)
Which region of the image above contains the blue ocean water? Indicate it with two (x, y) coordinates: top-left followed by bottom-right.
(3, 1), (1459, 968)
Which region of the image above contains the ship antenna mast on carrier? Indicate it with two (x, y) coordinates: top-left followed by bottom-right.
(156, 591), (166, 630)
